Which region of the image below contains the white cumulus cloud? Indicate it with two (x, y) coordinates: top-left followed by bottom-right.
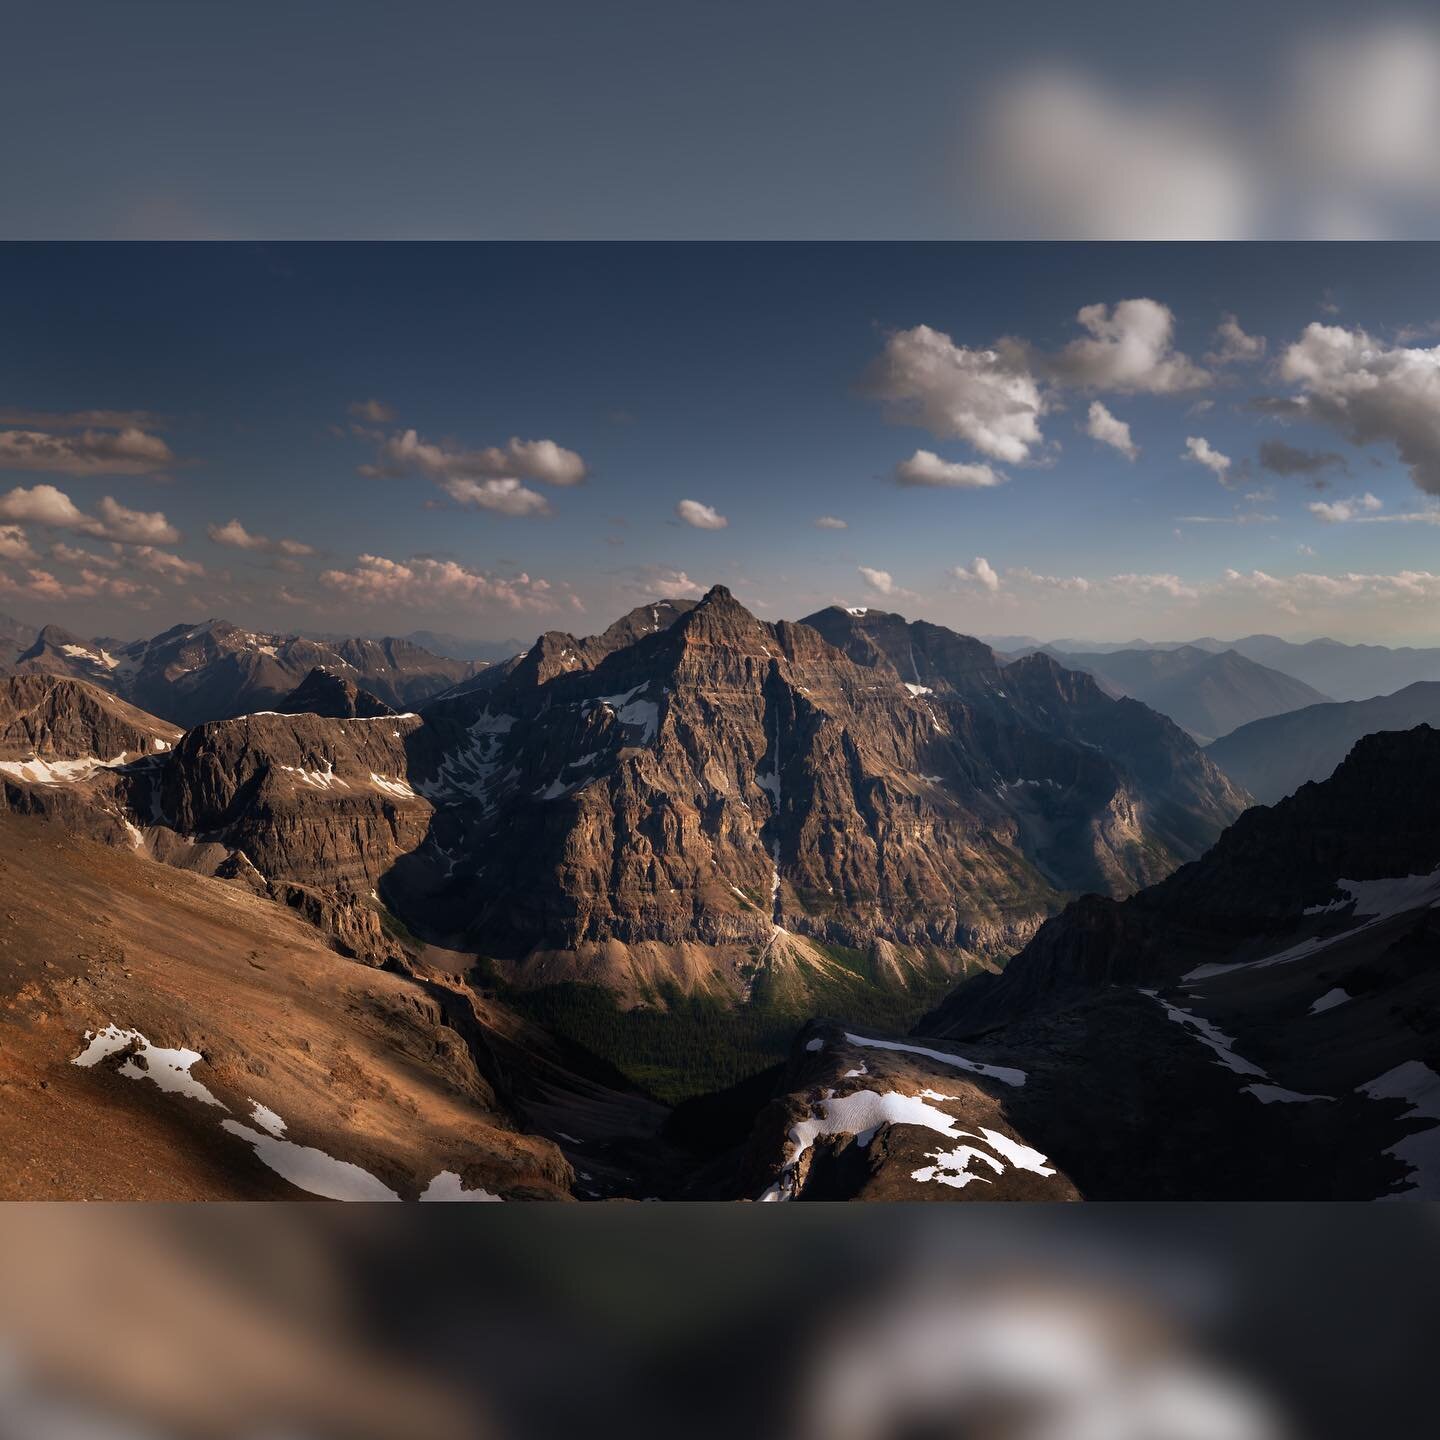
(0, 484), (180, 544)
(1047, 299), (1210, 394)
(977, 68), (1253, 240)
(441, 476), (552, 516)
(893, 450), (1007, 488)
(863, 324), (1044, 464)
(1278, 322), (1440, 495)
(952, 556), (1000, 592)
(675, 499), (728, 529)
(361, 428), (587, 513)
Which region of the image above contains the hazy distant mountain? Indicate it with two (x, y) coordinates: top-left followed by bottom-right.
(304, 627), (527, 663)
(1206, 682), (1440, 804)
(1218, 635), (1440, 703)
(8, 624), (125, 688)
(0, 610), (35, 668)
(982, 634), (1174, 655)
(992, 632), (1440, 704)
(396, 630), (528, 664)
(1049, 645), (1330, 744)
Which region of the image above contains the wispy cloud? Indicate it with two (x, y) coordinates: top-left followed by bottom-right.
(319, 554), (563, 611)
(1182, 435), (1233, 484)
(0, 422), (174, 477)
(207, 518), (315, 556)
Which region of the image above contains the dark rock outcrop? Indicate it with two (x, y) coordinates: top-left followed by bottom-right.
(276, 667), (396, 719)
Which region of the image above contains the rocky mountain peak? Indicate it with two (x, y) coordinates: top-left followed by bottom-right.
(667, 584), (771, 650)
(277, 667), (396, 719)
(23, 623), (87, 656)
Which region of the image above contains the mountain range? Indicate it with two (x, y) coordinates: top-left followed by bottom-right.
(985, 632), (1440, 704)
(3, 618), (480, 727)
(305, 628), (528, 665)
(1012, 643), (1329, 744)
(1206, 681), (1440, 804)
(3, 588), (1437, 1200)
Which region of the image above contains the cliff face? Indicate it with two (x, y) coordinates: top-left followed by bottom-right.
(156, 711), (434, 890)
(0, 674), (180, 763)
(414, 587), (1247, 973)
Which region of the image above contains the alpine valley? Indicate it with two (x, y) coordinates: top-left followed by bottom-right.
(2, 588), (1437, 1202)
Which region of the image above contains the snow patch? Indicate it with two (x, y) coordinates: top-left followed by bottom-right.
(248, 1100), (287, 1136)
(913, 1128), (1057, 1191)
(278, 759), (350, 791)
(590, 685), (660, 744)
(904, 682), (933, 697)
(222, 1119), (401, 1201)
(72, 1025), (227, 1109)
(1140, 991), (1267, 1078)
(1243, 1083), (1330, 1105)
(419, 1170), (503, 1202)
(368, 772), (418, 799)
(1357, 1061), (1440, 1199)
(415, 711), (514, 804)
(1187, 866), (1440, 982)
(0, 754), (126, 785)
(842, 1032), (1027, 1087)
(1308, 987), (1350, 1016)
(60, 643), (118, 669)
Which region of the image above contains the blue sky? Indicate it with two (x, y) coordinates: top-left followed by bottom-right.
(2, 242), (1439, 645)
